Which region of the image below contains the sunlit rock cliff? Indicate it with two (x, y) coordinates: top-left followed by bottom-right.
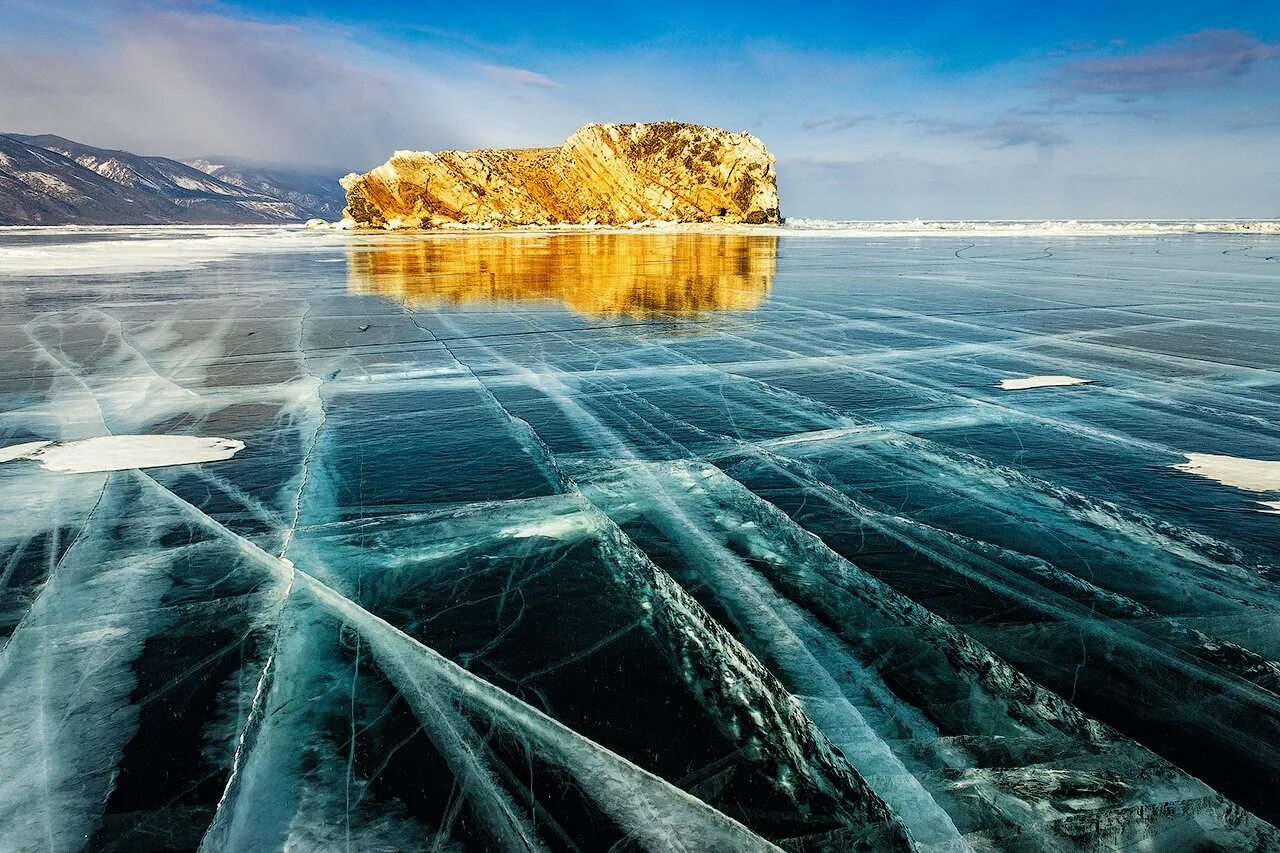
(340, 123), (780, 229)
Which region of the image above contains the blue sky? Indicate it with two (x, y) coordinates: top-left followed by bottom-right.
(1, 0), (1277, 217)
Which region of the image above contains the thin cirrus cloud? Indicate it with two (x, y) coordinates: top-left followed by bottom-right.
(974, 118), (1071, 149)
(800, 111), (1067, 150)
(801, 113), (877, 131)
(899, 114), (1069, 150)
(478, 63), (562, 89)
(1047, 29), (1280, 96)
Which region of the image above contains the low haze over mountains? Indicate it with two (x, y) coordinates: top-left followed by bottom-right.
(0, 133), (344, 225)
(185, 159), (347, 221)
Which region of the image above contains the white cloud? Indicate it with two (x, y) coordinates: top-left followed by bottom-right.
(0, 2), (576, 167)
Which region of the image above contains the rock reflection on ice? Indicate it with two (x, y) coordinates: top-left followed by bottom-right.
(345, 232), (777, 318)
(0, 435), (243, 473)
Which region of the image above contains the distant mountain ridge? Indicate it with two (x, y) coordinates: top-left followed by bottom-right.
(186, 158), (347, 220)
(0, 133), (341, 225)
(0, 135), (182, 225)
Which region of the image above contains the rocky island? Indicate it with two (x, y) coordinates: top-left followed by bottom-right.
(340, 122), (780, 229)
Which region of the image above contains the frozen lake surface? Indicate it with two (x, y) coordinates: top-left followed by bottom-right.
(2, 226), (1279, 851)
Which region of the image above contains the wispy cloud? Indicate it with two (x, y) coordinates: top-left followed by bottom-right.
(801, 113), (876, 131)
(900, 113), (1068, 149)
(975, 118), (1070, 149)
(1224, 115), (1280, 131)
(0, 1), (578, 167)
(1047, 29), (1280, 96)
(478, 63), (561, 89)
(1011, 105), (1166, 120)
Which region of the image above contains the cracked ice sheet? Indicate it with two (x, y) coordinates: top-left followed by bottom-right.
(283, 492), (910, 848)
(3, 226), (1280, 851)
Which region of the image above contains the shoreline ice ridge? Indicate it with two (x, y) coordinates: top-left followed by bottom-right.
(779, 218), (1280, 235)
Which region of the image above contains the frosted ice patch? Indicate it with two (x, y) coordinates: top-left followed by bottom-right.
(499, 513), (598, 540)
(0, 227), (344, 276)
(0, 435), (244, 473)
(1173, 453), (1280, 501)
(998, 375), (1092, 391)
(758, 426), (881, 448)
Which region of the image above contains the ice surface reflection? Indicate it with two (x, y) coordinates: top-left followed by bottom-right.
(346, 232), (777, 318)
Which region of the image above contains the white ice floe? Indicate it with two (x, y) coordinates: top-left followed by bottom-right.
(0, 435), (244, 473)
(998, 375), (1092, 391)
(1173, 453), (1280, 500)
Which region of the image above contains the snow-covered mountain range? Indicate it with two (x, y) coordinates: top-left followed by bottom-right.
(0, 133), (343, 225)
(185, 158), (347, 220)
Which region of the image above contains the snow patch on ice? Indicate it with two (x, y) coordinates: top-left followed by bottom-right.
(0, 441), (52, 463)
(0, 435), (244, 473)
(1173, 453), (1280, 513)
(0, 227), (344, 275)
(998, 375), (1092, 390)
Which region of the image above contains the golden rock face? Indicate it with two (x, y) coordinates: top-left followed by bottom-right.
(340, 123), (780, 229)
(346, 233), (778, 318)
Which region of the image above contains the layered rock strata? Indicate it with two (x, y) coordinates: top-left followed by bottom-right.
(341, 122), (779, 229)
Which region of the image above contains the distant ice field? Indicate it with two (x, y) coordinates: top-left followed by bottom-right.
(3, 218), (1279, 276)
(782, 217), (1280, 235)
(1, 226), (1279, 851)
